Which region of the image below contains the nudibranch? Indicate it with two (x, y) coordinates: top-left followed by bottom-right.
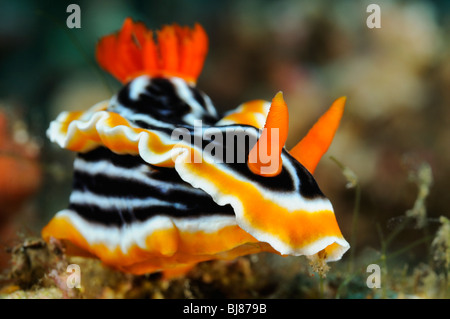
(42, 18), (349, 275)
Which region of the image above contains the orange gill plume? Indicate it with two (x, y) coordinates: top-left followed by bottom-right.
(248, 94), (346, 177)
(96, 18), (208, 84)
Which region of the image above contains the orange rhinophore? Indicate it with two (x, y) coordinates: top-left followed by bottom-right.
(290, 96), (346, 174)
(248, 92), (289, 177)
(43, 18), (349, 277)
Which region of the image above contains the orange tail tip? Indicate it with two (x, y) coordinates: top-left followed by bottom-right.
(248, 92), (289, 177)
(290, 96), (346, 174)
(96, 18), (208, 84)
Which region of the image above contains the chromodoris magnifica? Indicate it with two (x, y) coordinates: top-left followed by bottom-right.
(42, 18), (350, 275)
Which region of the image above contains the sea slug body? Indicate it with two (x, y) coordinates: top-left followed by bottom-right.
(42, 18), (349, 275)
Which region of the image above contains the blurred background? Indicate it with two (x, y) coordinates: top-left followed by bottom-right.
(0, 0), (449, 289)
